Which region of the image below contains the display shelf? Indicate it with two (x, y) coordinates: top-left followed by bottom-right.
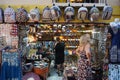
(54, 3), (106, 7)
(66, 46), (78, 48)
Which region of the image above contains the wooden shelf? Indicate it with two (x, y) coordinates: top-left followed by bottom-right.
(54, 3), (106, 7)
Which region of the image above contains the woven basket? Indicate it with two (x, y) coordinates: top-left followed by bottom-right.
(34, 67), (49, 78)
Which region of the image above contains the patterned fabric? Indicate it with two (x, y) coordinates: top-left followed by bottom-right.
(0, 8), (4, 23)
(50, 5), (61, 20)
(4, 7), (16, 23)
(77, 50), (92, 80)
(42, 6), (51, 21)
(102, 5), (113, 20)
(0, 24), (18, 47)
(64, 6), (75, 21)
(1, 51), (22, 80)
(63, 67), (77, 80)
(16, 8), (28, 22)
(10, 24), (18, 37)
(78, 6), (88, 21)
(29, 7), (40, 22)
(108, 64), (120, 80)
(108, 23), (120, 63)
(23, 72), (40, 80)
(102, 63), (108, 80)
(89, 6), (99, 22)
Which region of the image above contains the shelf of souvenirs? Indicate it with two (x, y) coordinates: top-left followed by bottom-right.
(66, 46), (78, 48)
(36, 30), (92, 33)
(62, 38), (80, 41)
(1, 22), (109, 25)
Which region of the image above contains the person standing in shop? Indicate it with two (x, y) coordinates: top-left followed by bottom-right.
(76, 34), (92, 80)
(54, 37), (65, 75)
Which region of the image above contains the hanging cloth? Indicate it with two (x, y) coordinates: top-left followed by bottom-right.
(1, 51), (22, 80)
(0, 8), (4, 23)
(64, 5), (75, 22)
(16, 8), (28, 22)
(102, 5), (113, 20)
(78, 5), (88, 21)
(4, 6), (16, 23)
(42, 6), (51, 21)
(29, 7), (40, 22)
(50, 4), (61, 20)
(89, 5), (100, 22)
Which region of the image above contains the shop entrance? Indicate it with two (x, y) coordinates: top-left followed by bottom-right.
(18, 22), (108, 80)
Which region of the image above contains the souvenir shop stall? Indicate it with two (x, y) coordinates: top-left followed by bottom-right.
(0, 1), (115, 80)
(19, 23), (109, 80)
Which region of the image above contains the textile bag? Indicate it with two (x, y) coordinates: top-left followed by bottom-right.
(102, 5), (113, 20)
(89, 5), (99, 22)
(16, 8), (28, 22)
(42, 6), (51, 21)
(64, 6), (75, 21)
(29, 7), (40, 22)
(78, 6), (88, 21)
(50, 4), (61, 20)
(4, 6), (16, 23)
(0, 8), (4, 23)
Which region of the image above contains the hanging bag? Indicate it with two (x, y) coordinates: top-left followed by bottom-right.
(50, 4), (61, 21)
(89, 5), (100, 22)
(29, 7), (40, 22)
(0, 8), (4, 23)
(42, 6), (51, 21)
(102, 5), (113, 20)
(78, 5), (88, 21)
(4, 6), (16, 23)
(64, 4), (75, 21)
(16, 8), (28, 22)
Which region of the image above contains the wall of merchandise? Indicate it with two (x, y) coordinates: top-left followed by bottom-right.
(0, 5), (117, 24)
